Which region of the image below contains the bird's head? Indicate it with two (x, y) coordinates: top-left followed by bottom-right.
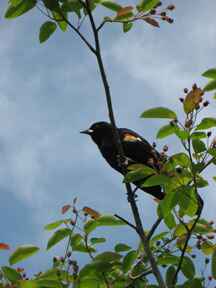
(80, 121), (114, 145)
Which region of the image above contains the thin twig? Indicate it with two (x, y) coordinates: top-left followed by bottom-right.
(147, 217), (162, 240)
(114, 214), (137, 231)
(172, 138), (203, 285)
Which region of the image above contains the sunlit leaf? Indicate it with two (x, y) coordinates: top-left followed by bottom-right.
(9, 245), (39, 265)
(47, 228), (71, 250)
(196, 117), (216, 130)
(101, 0), (122, 12)
(125, 165), (155, 183)
(137, 0), (160, 12)
(157, 124), (176, 139)
(141, 107), (177, 119)
(5, 0), (36, 18)
(141, 174), (170, 187)
(1, 266), (22, 282)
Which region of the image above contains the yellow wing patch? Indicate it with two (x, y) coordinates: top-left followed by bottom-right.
(123, 133), (142, 142)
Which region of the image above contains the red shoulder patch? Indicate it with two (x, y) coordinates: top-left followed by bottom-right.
(123, 133), (142, 142)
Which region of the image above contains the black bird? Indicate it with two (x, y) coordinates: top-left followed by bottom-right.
(81, 121), (165, 200)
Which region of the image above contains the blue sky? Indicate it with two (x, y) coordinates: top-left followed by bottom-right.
(0, 0), (216, 274)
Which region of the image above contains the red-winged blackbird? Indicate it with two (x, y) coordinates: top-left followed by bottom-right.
(81, 121), (165, 200)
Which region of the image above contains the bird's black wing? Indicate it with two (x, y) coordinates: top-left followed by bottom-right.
(118, 128), (164, 200)
(118, 128), (161, 170)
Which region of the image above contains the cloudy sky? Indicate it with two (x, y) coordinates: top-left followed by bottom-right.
(0, 0), (216, 273)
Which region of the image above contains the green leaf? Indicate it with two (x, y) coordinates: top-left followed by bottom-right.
(141, 107), (177, 119)
(19, 281), (38, 288)
(212, 249), (216, 279)
(213, 176), (216, 182)
(141, 174), (170, 187)
(196, 117), (216, 130)
(84, 215), (126, 235)
(158, 255), (179, 265)
(182, 278), (203, 288)
(1, 266), (22, 282)
(90, 237), (106, 245)
(114, 243), (131, 252)
(192, 139), (206, 153)
(204, 80), (216, 92)
(79, 261), (112, 279)
(166, 266), (176, 288)
(125, 165), (155, 183)
(39, 21), (57, 43)
(94, 251), (122, 263)
(43, 0), (59, 11)
(9, 245), (39, 265)
(202, 68), (216, 79)
(181, 256), (195, 279)
(84, 219), (98, 234)
(5, 0), (36, 18)
(137, 0), (159, 12)
(151, 232), (169, 243)
(52, 11), (68, 32)
(123, 22), (133, 33)
(175, 129), (190, 141)
(201, 241), (215, 255)
(62, 0), (82, 17)
(163, 213), (176, 229)
(101, 0), (122, 11)
(9, 0), (23, 5)
(191, 132), (207, 139)
(47, 228), (71, 250)
(209, 148), (216, 157)
(97, 215), (127, 226)
(122, 250), (137, 272)
(44, 220), (65, 231)
(170, 153), (190, 167)
(157, 124), (176, 139)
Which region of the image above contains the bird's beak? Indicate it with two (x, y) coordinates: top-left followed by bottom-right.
(80, 129), (93, 135)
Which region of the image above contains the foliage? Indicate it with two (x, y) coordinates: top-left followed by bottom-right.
(1, 0), (216, 287)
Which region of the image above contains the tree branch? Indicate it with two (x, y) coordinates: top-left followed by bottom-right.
(147, 217), (163, 241)
(84, 1), (165, 287)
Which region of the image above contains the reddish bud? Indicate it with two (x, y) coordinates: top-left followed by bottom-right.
(167, 4), (175, 10)
(179, 97), (184, 103)
(160, 12), (166, 16)
(150, 9), (156, 14)
(163, 145), (168, 152)
(192, 83), (197, 90)
(203, 100), (209, 107)
(184, 88), (188, 93)
(167, 17), (174, 23)
(208, 276), (213, 281)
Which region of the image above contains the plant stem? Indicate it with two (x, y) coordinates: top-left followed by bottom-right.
(84, 1), (165, 287)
